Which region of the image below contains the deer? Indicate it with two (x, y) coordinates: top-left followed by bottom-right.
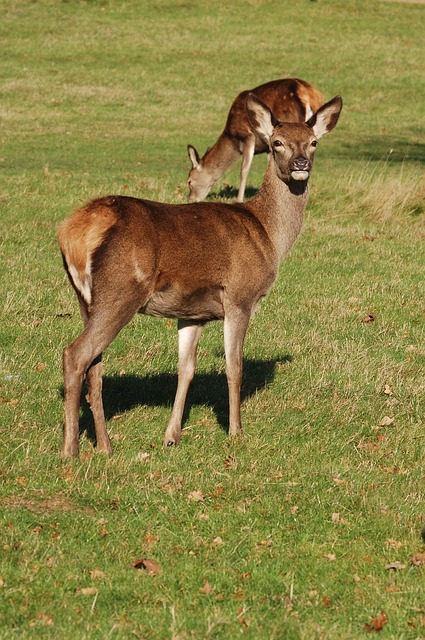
(187, 78), (324, 203)
(57, 93), (342, 458)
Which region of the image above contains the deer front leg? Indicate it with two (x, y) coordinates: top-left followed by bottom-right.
(223, 311), (250, 436)
(164, 320), (205, 447)
(237, 136), (255, 203)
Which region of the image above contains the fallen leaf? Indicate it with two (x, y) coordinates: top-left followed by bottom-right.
(187, 490), (204, 502)
(332, 512), (349, 525)
(361, 313), (376, 323)
(80, 587), (98, 596)
(384, 384), (393, 396)
(322, 595), (333, 607)
(385, 561), (406, 571)
(224, 455), (236, 469)
(365, 610), (388, 633)
(35, 362), (46, 372)
(238, 608), (250, 628)
(133, 558), (161, 575)
(411, 553), (425, 567)
(212, 536), (224, 546)
(29, 613), (54, 627)
(90, 568), (107, 580)
(199, 580), (214, 595)
(143, 534), (159, 546)
(257, 539), (273, 548)
(380, 416), (395, 427)
(324, 553), (336, 562)
(386, 539), (403, 550)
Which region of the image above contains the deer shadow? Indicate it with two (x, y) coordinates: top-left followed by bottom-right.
(212, 185), (259, 201)
(74, 355), (291, 445)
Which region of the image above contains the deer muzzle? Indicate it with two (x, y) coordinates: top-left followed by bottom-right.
(291, 157), (310, 181)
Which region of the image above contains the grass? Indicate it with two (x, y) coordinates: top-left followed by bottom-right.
(1, 0), (425, 638)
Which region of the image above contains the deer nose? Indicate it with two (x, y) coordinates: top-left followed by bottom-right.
(292, 157), (309, 171)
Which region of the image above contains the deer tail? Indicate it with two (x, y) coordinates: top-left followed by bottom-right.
(57, 199), (117, 306)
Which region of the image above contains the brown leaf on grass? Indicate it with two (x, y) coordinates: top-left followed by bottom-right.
(322, 595), (333, 608)
(380, 416), (395, 426)
(35, 362), (46, 372)
(90, 568), (107, 580)
(29, 612), (54, 627)
(361, 313), (376, 323)
(257, 539), (273, 548)
(411, 553), (425, 567)
(212, 486), (224, 498)
(199, 580), (214, 595)
(212, 536), (225, 546)
(385, 561), (406, 571)
(143, 534), (159, 546)
(237, 608), (250, 628)
(133, 558), (161, 575)
(332, 512), (349, 525)
(358, 440), (380, 451)
(187, 490), (204, 502)
(80, 587), (98, 596)
(386, 539), (403, 550)
(324, 553), (336, 562)
(383, 384), (393, 396)
(224, 455), (236, 470)
(365, 611), (388, 633)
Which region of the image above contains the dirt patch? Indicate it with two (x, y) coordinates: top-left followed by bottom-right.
(2, 494), (94, 515)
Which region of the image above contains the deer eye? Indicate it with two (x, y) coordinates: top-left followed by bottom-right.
(273, 140), (283, 148)
(311, 140), (318, 147)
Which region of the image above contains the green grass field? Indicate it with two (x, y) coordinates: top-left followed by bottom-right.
(1, 1), (424, 638)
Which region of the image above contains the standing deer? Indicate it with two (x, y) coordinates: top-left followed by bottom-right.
(57, 93), (342, 458)
(187, 78), (324, 203)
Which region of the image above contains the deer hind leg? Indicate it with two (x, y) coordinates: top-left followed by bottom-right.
(76, 299), (111, 455)
(237, 136), (256, 203)
(85, 354), (111, 455)
(223, 309), (251, 436)
(163, 320), (205, 447)
(61, 298), (141, 459)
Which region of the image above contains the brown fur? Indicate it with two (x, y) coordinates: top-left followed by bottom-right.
(57, 200), (118, 302)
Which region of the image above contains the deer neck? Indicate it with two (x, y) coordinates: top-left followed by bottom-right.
(203, 132), (241, 182)
(247, 156), (309, 262)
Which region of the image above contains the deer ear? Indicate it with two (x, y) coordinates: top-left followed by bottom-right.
(246, 93), (279, 146)
(187, 145), (200, 169)
(307, 96), (343, 139)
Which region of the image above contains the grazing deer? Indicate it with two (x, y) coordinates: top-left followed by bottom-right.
(187, 78), (324, 203)
(57, 93), (342, 458)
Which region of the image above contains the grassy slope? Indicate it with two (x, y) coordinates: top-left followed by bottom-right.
(0, 1), (424, 638)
